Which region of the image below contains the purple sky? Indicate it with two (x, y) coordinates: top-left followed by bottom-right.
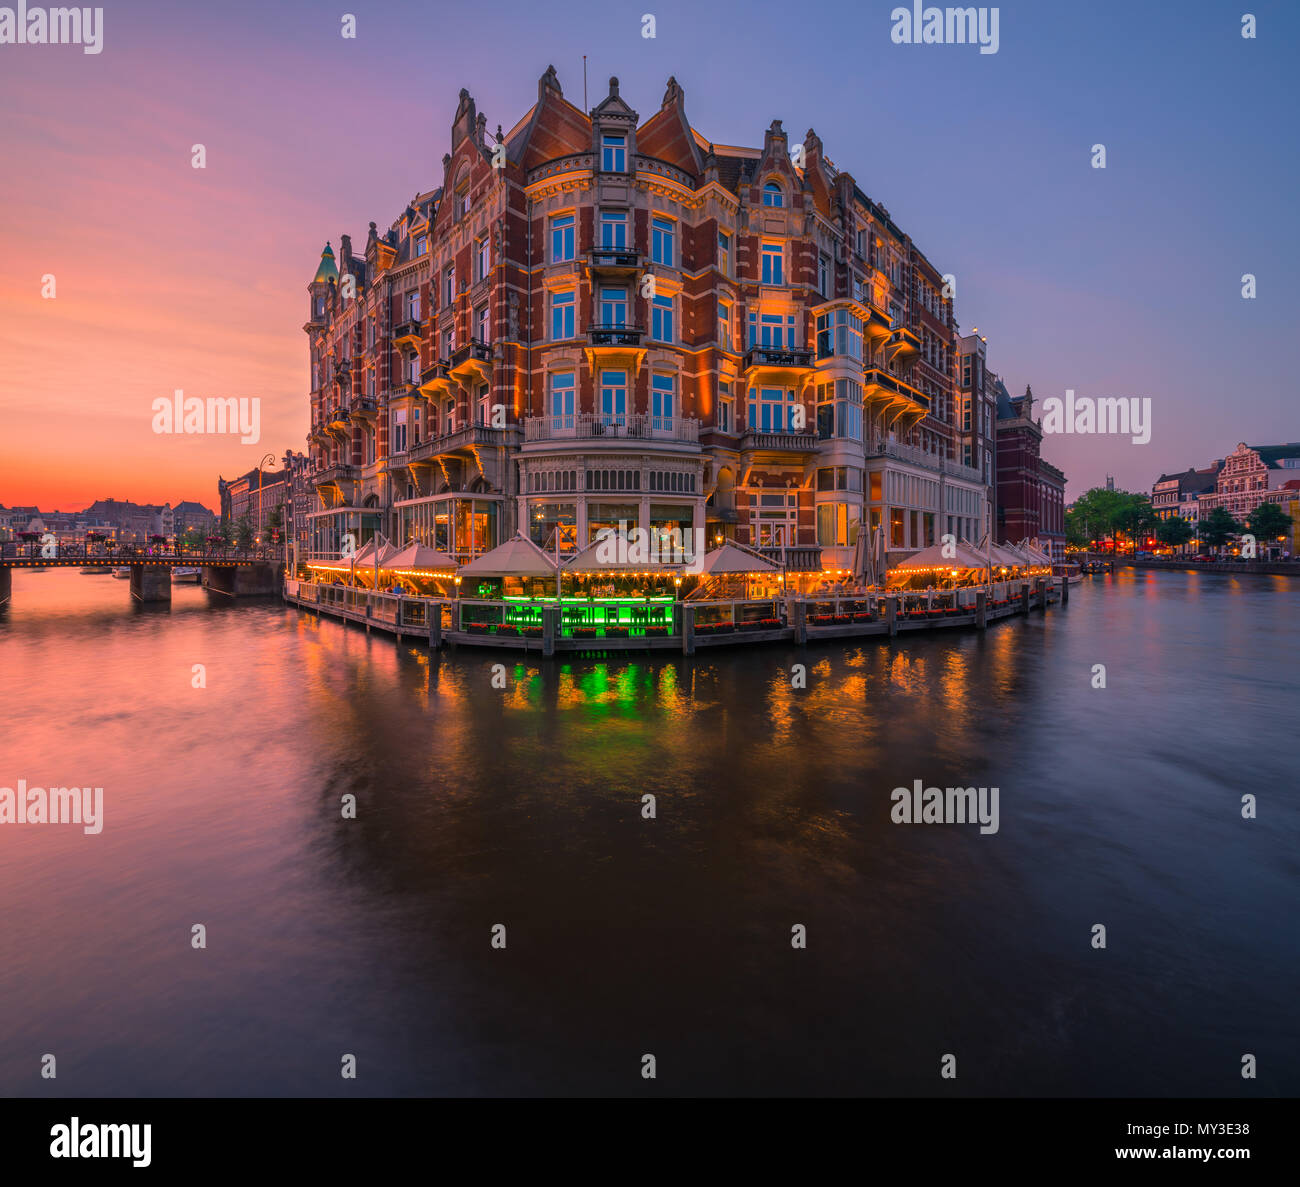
(1, 0), (1295, 508)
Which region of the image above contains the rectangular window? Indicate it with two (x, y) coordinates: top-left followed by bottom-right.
(718, 231), (731, 277)
(719, 382), (733, 433)
(408, 354), (420, 383)
(551, 290), (575, 340)
(407, 291), (420, 321)
(442, 327), (454, 358)
(551, 214), (575, 263)
(476, 305), (491, 344)
(600, 211), (628, 249)
(748, 312), (797, 350)
(475, 236), (491, 281)
(600, 286), (627, 327)
(651, 294), (673, 342)
(549, 371), (575, 429)
(651, 216), (675, 267)
(600, 370), (627, 426)
(718, 300), (732, 352)
(443, 266), (455, 307)
(818, 253), (830, 296)
(601, 134), (626, 172)
(761, 242), (783, 286)
(747, 387), (792, 433)
(651, 374), (674, 431)
(415, 235), (428, 257)
(391, 408), (407, 454)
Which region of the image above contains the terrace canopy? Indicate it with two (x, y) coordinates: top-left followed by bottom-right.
(387, 543), (458, 576)
(459, 533), (558, 579)
(891, 540), (989, 573)
(562, 534), (682, 574)
(1020, 540), (1054, 568)
(696, 543), (778, 575)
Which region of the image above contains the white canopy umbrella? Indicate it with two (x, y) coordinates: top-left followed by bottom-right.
(386, 542), (458, 574)
(459, 533), (558, 578)
(696, 542), (779, 575)
(891, 539), (990, 573)
(562, 532), (683, 574)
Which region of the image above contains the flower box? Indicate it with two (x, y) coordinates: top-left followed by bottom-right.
(572, 627), (597, 638)
(604, 626), (629, 638)
(645, 626), (669, 637)
(466, 622), (491, 634)
(496, 624), (520, 636)
(851, 612), (873, 622)
(523, 627), (543, 638)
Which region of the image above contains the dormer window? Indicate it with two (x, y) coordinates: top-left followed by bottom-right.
(454, 167), (470, 220)
(415, 235), (428, 257)
(763, 182), (784, 207)
(601, 134), (626, 172)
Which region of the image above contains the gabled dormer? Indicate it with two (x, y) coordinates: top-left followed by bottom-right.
(590, 76), (638, 175)
(636, 75), (703, 179)
(753, 119), (799, 210)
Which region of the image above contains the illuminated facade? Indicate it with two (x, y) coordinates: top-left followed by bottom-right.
(303, 68), (989, 570)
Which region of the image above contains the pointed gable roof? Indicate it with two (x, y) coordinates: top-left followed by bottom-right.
(513, 64), (591, 171)
(636, 75), (702, 177)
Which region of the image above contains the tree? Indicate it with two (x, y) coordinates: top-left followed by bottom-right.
(236, 514), (253, 551)
(1066, 487), (1128, 549)
(1198, 506), (1240, 552)
(1247, 501), (1290, 549)
(217, 518), (234, 547)
(267, 503), (284, 545)
(1156, 515), (1195, 551)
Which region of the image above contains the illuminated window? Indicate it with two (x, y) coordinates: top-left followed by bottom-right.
(761, 242), (783, 285)
(601, 134), (626, 172)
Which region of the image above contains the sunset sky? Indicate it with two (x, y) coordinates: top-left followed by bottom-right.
(1, 0), (1295, 512)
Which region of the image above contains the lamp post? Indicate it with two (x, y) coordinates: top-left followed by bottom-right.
(256, 452), (274, 560)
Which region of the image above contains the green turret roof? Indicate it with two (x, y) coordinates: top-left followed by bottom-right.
(312, 242), (339, 285)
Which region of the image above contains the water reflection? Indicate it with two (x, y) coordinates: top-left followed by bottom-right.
(0, 568), (1296, 1096)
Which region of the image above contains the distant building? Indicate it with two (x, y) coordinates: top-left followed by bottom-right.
(1151, 464), (1220, 550)
(957, 332), (998, 534)
(995, 383), (1068, 559)
(1198, 443), (1300, 521)
(219, 467), (289, 544)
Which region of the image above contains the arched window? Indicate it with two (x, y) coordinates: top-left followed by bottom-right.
(762, 181), (784, 208)
(454, 166), (470, 220)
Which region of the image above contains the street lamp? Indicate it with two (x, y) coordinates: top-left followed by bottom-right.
(257, 452), (274, 558)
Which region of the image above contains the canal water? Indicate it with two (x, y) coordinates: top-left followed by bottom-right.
(1, 568), (1296, 1096)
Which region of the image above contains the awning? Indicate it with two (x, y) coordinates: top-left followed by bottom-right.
(562, 533), (682, 573)
(386, 543), (458, 574)
(696, 543), (779, 575)
(891, 540), (990, 572)
(459, 533), (558, 578)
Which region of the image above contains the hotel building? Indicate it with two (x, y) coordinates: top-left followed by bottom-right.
(303, 68), (989, 572)
(995, 384), (1066, 559)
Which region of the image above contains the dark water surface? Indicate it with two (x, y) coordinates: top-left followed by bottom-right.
(1, 567), (1296, 1096)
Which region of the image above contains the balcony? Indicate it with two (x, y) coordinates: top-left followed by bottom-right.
(587, 247), (642, 275)
(739, 430), (818, 456)
(524, 411), (699, 446)
(419, 360), (452, 396)
(392, 319), (422, 349)
(862, 367), (929, 422)
(884, 326), (920, 363)
(313, 463), (359, 487)
(407, 420), (517, 462)
(587, 323), (644, 347)
(868, 440), (984, 485)
(325, 406), (351, 433)
(349, 395), (378, 421)
(742, 345), (814, 384)
(449, 339), (493, 385)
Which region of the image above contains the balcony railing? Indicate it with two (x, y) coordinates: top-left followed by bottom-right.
(392, 319), (422, 346)
(755, 545), (823, 573)
(868, 439), (984, 484)
(524, 411), (699, 444)
(743, 345), (814, 371)
(313, 463), (359, 485)
(449, 339), (492, 370)
(407, 421), (516, 461)
(862, 367), (930, 410)
(587, 247), (642, 271)
(740, 430), (818, 452)
(587, 324), (644, 347)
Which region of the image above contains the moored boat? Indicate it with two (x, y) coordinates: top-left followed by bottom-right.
(111, 567), (132, 579)
(80, 565), (113, 574)
(171, 567), (201, 583)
